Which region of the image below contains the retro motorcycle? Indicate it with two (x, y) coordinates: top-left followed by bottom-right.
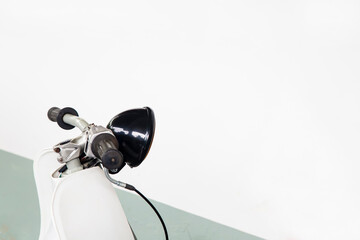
(33, 107), (168, 240)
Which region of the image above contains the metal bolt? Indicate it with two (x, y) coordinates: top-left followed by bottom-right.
(57, 157), (63, 163)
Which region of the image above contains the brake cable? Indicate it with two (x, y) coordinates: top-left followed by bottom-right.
(104, 168), (169, 240)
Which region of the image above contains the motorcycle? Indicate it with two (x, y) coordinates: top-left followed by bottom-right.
(33, 107), (168, 240)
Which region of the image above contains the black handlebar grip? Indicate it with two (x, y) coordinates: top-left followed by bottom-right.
(47, 107), (79, 130)
(91, 133), (125, 173)
(102, 149), (124, 171)
(48, 107), (61, 122)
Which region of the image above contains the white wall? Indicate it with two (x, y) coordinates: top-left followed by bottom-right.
(1, 1), (360, 239)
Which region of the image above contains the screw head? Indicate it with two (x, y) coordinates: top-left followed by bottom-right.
(57, 157), (63, 163)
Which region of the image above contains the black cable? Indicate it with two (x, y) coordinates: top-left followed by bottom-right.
(125, 184), (169, 240)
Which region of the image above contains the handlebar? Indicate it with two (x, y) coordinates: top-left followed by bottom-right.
(47, 107), (89, 130)
(48, 107), (124, 173)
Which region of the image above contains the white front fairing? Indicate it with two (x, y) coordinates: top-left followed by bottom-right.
(34, 150), (135, 240)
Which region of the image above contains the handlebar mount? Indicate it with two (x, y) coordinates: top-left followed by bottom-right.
(48, 107), (124, 175)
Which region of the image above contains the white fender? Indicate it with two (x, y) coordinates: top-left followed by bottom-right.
(34, 150), (135, 240)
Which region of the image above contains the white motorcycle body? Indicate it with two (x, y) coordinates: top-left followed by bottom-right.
(34, 149), (135, 240)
